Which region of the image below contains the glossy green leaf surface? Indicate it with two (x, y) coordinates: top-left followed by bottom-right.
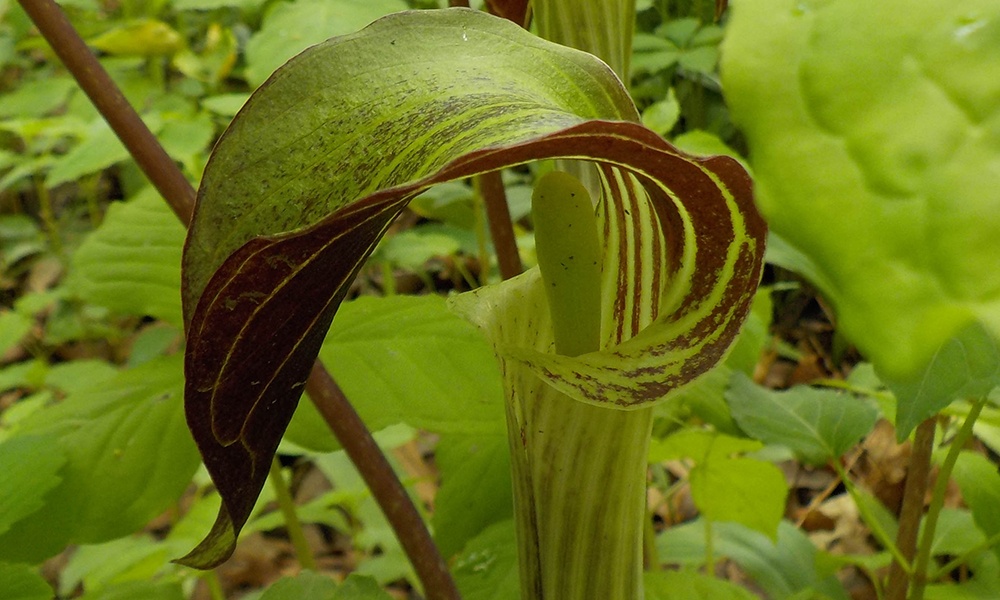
(723, 0), (1000, 385)
(727, 373), (879, 466)
(182, 8), (763, 567)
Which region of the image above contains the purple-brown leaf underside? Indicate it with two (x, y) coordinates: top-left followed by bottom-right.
(180, 119), (763, 567)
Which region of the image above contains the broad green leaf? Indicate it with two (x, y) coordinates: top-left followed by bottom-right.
(885, 322), (1000, 438)
(0, 435), (65, 538)
(69, 187), (185, 328)
(181, 8), (763, 567)
(333, 575), (395, 600)
(723, 0), (1000, 385)
(283, 295), (504, 452)
(0, 562), (51, 600)
(60, 535), (168, 597)
(650, 429), (786, 537)
(451, 520), (520, 600)
(643, 570), (757, 600)
(78, 580), (185, 600)
(690, 456), (786, 538)
(657, 520), (850, 600)
(0, 355), (197, 564)
(258, 571), (337, 600)
(727, 373), (880, 465)
(0, 310), (32, 357)
(432, 434), (512, 559)
(243, 0), (407, 86)
(951, 451), (1000, 562)
(0, 77), (75, 119)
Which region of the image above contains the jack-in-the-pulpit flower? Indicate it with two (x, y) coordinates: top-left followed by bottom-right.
(178, 9), (765, 596)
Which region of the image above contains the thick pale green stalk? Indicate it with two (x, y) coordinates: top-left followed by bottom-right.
(508, 389), (653, 599)
(517, 170), (652, 598)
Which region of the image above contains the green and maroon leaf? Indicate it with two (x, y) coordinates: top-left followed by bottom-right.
(180, 8), (765, 568)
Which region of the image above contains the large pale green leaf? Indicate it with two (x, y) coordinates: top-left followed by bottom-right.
(722, 0), (1000, 389)
(181, 8), (763, 567)
(727, 373), (879, 466)
(0, 355), (197, 564)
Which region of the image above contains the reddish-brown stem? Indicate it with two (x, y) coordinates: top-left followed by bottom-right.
(886, 418), (937, 600)
(477, 170), (523, 280)
(22, 2), (460, 598)
(306, 364), (461, 600)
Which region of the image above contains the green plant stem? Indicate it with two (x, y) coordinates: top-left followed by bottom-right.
(268, 457), (318, 571)
(886, 418), (937, 600)
(24, 4), (461, 598)
(33, 176), (61, 254)
(509, 391), (653, 599)
(832, 460), (910, 571)
(911, 397), (988, 600)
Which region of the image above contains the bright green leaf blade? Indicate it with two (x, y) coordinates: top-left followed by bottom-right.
(243, 0), (407, 86)
(69, 187), (185, 328)
(690, 456), (786, 538)
(0, 355), (198, 564)
(726, 373), (880, 465)
(451, 520), (520, 600)
(322, 296), (504, 435)
(432, 434), (512, 559)
(259, 571), (338, 600)
(884, 322), (1000, 438)
(0, 310), (32, 357)
(657, 520), (851, 600)
(44, 120), (131, 188)
(722, 0), (1000, 384)
(643, 570), (757, 600)
(649, 428), (761, 463)
(951, 451), (1000, 562)
(282, 296), (504, 453)
(0, 563), (51, 600)
(0, 435), (65, 538)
